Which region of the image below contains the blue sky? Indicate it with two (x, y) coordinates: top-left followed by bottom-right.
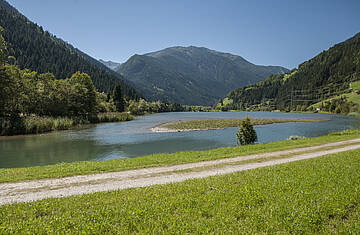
(8, 0), (360, 69)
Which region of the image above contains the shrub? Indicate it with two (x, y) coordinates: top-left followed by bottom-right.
(236, 117), (257, 145)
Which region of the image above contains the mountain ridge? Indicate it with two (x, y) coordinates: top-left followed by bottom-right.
(118, 46), (288, 105)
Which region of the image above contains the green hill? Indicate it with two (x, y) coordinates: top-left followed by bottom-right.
(117, 46), (288, 105)
(223, 32), (360, 114)
(0, 0), (140, 99)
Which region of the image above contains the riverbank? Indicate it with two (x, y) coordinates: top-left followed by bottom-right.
(0, 112), (133, 136)
(1, 136), (359, 233)
(151, 118), (319, 132)
(0, 129), (359, 183)
(2, 138), (360, 205)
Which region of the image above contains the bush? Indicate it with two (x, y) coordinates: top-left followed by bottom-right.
(236, 117), (257, 145)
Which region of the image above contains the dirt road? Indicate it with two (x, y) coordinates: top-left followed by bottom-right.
(1, 138), (360, 205)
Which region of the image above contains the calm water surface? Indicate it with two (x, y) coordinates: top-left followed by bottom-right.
(1, 112), (359, 168)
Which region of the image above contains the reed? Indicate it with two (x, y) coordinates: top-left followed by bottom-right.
(0, 113), (134, 136)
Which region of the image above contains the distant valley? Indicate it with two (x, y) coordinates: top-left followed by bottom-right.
(99, 59), (121, 71)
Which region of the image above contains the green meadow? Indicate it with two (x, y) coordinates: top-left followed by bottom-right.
(1, 147), (359, 233)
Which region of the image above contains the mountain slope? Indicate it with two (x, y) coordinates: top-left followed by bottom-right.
(224, 32), (360, 112)
(117, 46), (288, 105)
(99, 59), (121, 71)
(0, 0), (140, 98)
(0, 0), (17, 13)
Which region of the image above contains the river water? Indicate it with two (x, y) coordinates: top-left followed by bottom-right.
(0, 112), (359, 168)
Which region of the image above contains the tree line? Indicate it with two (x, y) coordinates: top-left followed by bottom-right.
(0, 27), (189, 135)
(223, 32), (360, 114)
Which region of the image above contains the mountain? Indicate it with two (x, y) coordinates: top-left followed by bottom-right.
(117, 46), (288, 105)
(0, 0), (17, 13)
(99, 59), (121, 71)
(0, 0), (140, 99)
(223, 32), (360, 113)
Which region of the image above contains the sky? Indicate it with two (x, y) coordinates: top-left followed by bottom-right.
(8, 0), (360, 69)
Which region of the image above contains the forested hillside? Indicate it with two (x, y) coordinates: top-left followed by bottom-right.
(0, 1), (140, 98)
(0, 0), (17, 12)
(222, 32), (360, 114)
(118, 46), (288, 105)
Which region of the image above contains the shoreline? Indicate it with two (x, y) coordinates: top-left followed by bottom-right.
(150, 118), (322, 133)
(150, 126), (215, 133)
(0, 112), (134, 137)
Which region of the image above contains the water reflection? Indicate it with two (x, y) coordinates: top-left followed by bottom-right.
(0, 112), (359, 168)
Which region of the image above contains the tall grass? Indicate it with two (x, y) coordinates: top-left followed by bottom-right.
(24, 117), (76, 134)
(93, 112), (133, 123)
(1, 113), (134, 136)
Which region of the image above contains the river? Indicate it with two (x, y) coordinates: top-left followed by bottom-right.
(0, 112), (359, 168)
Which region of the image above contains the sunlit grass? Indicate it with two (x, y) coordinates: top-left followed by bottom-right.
(350, 81), (360, 90)
(282, 70), (298, 81)
(1, 148), (359, 233)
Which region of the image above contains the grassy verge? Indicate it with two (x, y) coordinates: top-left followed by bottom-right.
(4, 112), (133, 136)
(170, 141), (360, 174)
(0, 129), (359, 183)
(1, 148), (359, 233)
(159, 118), (318, 130)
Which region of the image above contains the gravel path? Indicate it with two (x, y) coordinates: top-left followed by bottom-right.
(1, 138), (360, 205)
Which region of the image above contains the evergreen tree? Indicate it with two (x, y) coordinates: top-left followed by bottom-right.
(0, 7), (141, 98)
(0, 28), (8, 115)
(236, 117), (257, 145)
(112, 84), (125, 112)
(0, 26), (5, 64)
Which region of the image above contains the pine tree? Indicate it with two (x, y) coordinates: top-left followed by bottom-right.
(112, 84), (125, 112)
(236, 116), (257, 145)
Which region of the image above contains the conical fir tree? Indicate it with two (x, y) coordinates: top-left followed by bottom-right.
(236, 116), (257, 145)
(112, 84), (125, 112)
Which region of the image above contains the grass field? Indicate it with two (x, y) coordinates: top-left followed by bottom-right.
(282, 70), (298, 81)
(0, 129), (359, 183)
(1, 148), (359, 233)
(159, 118), (318, 130)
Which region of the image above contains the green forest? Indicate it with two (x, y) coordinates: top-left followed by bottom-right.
(0, 6), (140, 98)
(221, 32), (360, 115)
(0, 28), (186, 136)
